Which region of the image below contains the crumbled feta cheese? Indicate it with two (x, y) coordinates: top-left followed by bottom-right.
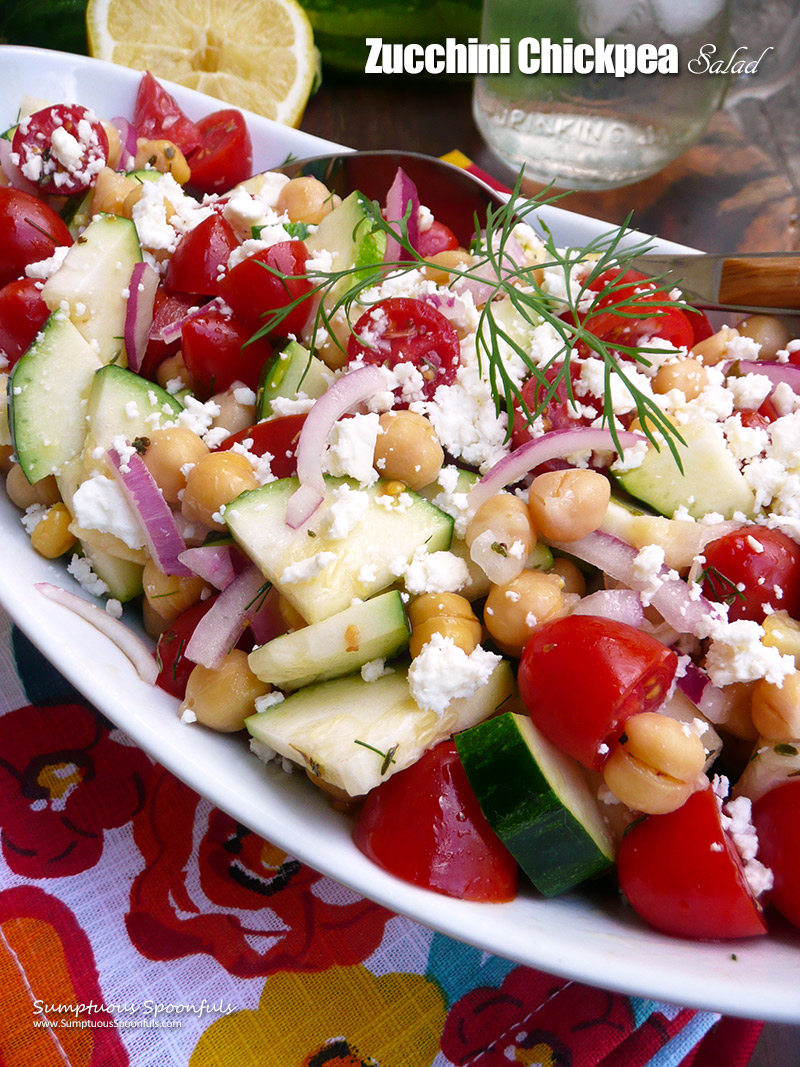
(402, 548), (470, 595)
(21, 503), (48, 534)
(361, 658), (394, 682)
(322, 484), (370, 539)
(322, 413), (380, 485)
(280, 551), (337, 586)
(67, 554), (109, 597)
(407, 633), (501, 715)
(254, 691), (286, 713)
(105, 598), (123, 619)
(702, 616), (795, 686)
(71, 475), (147, 549)
(180, 708), (197, 725)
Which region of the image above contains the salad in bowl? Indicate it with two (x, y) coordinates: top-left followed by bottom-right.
(2, 62), (800, 964)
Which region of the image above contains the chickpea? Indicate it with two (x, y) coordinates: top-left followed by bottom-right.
(465, 492), (535, 585)
(101, 120), (122, 170)
(653, 358), (708, 401)
(180, 649), (271, 732)
(737, 314), (792, 360)
(484, 570), (565, 656)
(276, 176), (337, 225)
(6, 465), (61, 510)
(156, 351), (191, 392)
(133, 138), (191, 184)
(408, 592), (482, 658)
(752, 671), (800, 740)
(527, 468), (610, 543)
(763, 610), (800, 665)
(0, 445), (15, 475)
(278, 593), (307, 632)
(142, 597), (170, 638)
(373, 410), (443, 491)
(181, 451), (259, 531)
(550, 556), (586, 597)
(30, 503), (76, 559)
(121, 184), (176, 224)
(313, 308), (355, 371)
(142, 427), (209, 506)
(210, 382), (257, 436)
(691, 325), (740, 366)
(717, 681), (759, 741)
(602, 712), (706, 814)
(91, 166), (138, 216)
(142, 558), (208, 622)
(422, 248), (473, 286)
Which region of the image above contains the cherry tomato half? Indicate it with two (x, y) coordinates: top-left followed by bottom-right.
(216, 414), (307, 479)
(0, 277), (50, 366)
(510, 361), (602, 452)
(752, 780), (800, 930)
(0, 187), (73, 288)
(353, 740), (518, 902)
(139, 287), (200, 382)
(347, 296), (460, 401)
(155, 596), (218, 698)
(181, 307), (274, 395)
(617, 786), (768, 940)
(187, 109), (253, 195)
(132, 71), (202, 156)
(12, 104), (109, 195)
(701, 526), (800, 624)
(518, 615), (678, 771)
(165, 213), (240, 297)
(417, 219), (459, 258)
(583, 267), (698, 351)
(218, 240), (313, 338)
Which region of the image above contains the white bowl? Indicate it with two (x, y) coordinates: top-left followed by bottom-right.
(1, 44), (799, 1023)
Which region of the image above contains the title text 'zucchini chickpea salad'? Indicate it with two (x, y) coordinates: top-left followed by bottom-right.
(3, 72), (800, 941)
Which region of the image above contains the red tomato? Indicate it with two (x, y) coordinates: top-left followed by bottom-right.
(139, 287), (200, 381)
(0, 187), (73, 288)
(701, 526), (800, 623)
(417, 220), (459, 258)
(583, 266), (697, 352)
(155, 596), (217, 698)
(353, 741), (518, 902)
(752, 780), (800, 929)
(617, 786), (768, 940)
(218, 241), (312, 338)
(347, 297), (460, 401)
(518, 615), (677, 771)
(0, 277), (50, 365)
(133, 72), (202, 155)
(187, 109), (253, 195)
(181, 306), (274, 395)
(165, 213), (240, 297)
(12, 104), (108, 195)
(217, 414), (307, 479)
(510, 362), (600, 451)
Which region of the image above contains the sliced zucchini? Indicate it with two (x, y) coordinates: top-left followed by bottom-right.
(224, 476), (453, 624)
(456, 712), (615, 897)
(246, 658), (514, 797)
(248, 590), (409, 691)
(258, 339), (330, 419)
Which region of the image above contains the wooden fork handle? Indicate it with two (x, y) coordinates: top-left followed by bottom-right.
(719, 257), (800, 310)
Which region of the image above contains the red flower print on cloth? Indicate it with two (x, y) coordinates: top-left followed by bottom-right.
(126, 766), (391, 977)
(0, 704), (150, 878)
(0, 885), (128, 1066)
(441, 967), (638, 1066)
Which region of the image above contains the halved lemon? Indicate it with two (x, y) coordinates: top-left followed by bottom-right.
(86, 0), (318, 127)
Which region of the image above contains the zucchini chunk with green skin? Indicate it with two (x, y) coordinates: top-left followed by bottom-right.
(455, 712), (615, 897)
(224, 476), (453, 624)
(305, 190), (387, 297)
(248, 590), (410, 691)
(10, 311), (103, 483)
(258, 339), (330, 420)
(246, 659), (514, 797)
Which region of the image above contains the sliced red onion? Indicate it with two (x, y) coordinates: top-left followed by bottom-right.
(178, 545), (237, 590)
(153, 296), (223, 344)
(468, 427), (643, 516)
(249, 583), (285, 646)
(36, 583), (158, 684)
(185, 564), (269, 669)
(571, 588), (645, 628)
(0, 137), (40, 194)
(106, 447), (192, 576)
(286, 364), (386, 529)
(384, 167), (420, 263)
(549, 529), (723, 637)
(111, 116), (138, 171)
(677, 662), (730, 725)
(725, 359), (800, 396)
(124, 261), (159, 372)
(451, 234), (526, 306)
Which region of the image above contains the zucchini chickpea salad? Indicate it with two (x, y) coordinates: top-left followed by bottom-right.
(3, 72), (800, 941)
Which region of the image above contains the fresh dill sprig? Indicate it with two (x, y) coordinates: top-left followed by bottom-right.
(698, 564), (746, 606)
(248, 178), (696, 464)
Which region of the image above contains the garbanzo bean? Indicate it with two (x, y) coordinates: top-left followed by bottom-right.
(691, 325), (739, 366)
(422, 248), (473, 286)
(653, 357), (708, 401)
(276, 176), (337, 225)
(550, 556), (586, 597)
(156, 351), (191, 392)
(374, 410), (443, 490)
(6, 465), (61, 510)
(101, 120), (122, 170)
(484, 570), (565, 656)
(181, 451), (259, 531)
(408, 592), (481, 657)
(91, 166), (139, 216)
(737, 314), (792, 360)
(465, 492), (535, 585)
(527, 468), (610, 543)
(30, 502), (76, 559)
(142, 427), (210, 506)
(210, 383), (257, 436)
(133, 138), (191, 183)
(142, 558), (208, 622)
(180, 649), (271, 732)
(763, 610), (800, 665)
(278, 593), (307, 632)
(752, 671), (800, 740)
(602, 712), (706, 814)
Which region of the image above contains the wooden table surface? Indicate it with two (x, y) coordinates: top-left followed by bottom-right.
(299, 70), (800, 1067)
